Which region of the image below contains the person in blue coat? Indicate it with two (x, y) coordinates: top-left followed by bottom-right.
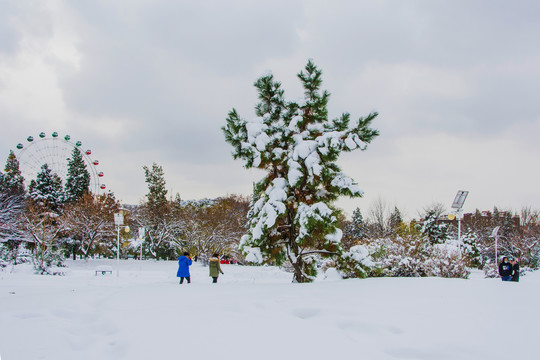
(177, 252), (193, 284)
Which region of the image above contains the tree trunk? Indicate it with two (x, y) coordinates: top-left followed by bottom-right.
(288, 236), (310, 283)
(291, 258), (310, 283)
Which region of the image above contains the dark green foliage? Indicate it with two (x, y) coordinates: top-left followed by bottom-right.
(143, 163), (168, 214)
(421, 210), (449, 245)
(64, 147), (90, 203)
(223, 60), (379, 282)
(388, 206), (403, 235)
(28, 164), (64, 212)
(0, 150), (25, 196)
(351, 207), (367, 239)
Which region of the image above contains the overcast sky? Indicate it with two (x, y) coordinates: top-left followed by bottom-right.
(1, 0), (539, 219)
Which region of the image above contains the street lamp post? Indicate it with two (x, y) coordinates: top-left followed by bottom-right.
(138, 227), (145, 261)
(114, 209), (130, 277)
(490, 226), (501, 271)
(450, 190), (469, 244)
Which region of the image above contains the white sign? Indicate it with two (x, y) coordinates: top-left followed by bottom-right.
(114, 213), (124, 226)
(451, 190), (469, 209)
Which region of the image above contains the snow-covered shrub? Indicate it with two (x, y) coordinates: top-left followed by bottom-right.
(458, 231), (484, 269)
(33, 248), (67, 276)
(340, 235), (470, 279)
(0, 247), (7, 270)
(377, 236), (430, 277)
(529, 246), (540, 270)
(425, 244), (470, 278)
(0, 240), (31, 267)
(339, 245), (379, 278)
(483, 263), (498, 278)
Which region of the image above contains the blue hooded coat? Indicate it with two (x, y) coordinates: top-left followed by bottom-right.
(177, 255), (192, 277)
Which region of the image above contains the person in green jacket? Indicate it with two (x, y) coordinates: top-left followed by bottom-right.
(209, 253), (224, 283)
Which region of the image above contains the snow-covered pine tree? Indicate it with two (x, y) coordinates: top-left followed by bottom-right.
(29, 164), (64, 212)
(351, 207), (367, 240)
(223, 61), (379, 282)
(0, 150), (25, 196)
(388, 206), (403, 236)
(133, 163), (180, 259)
(421, 210), (449, 245)
(64, 147), (90, 203)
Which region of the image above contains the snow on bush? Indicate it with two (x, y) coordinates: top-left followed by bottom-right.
(338, 235), (470, 279)
(33, 248), (67, 276)
(243, 244), (263, 264)
(0, 242), (32, 269)
(339, 244), (377, 278)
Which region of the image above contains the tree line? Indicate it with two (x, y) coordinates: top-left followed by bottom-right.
(0, 148), (248, 274)
(339, 200), (540, 278)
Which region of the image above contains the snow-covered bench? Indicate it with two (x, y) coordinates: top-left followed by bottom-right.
(94, 265), (113, 276)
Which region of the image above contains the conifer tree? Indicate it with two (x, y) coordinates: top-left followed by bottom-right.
(29, 164), (64, 212)
(421, 210), (449, 245)
(350, 207), (367, 240)
(0, 150), (25, 196)
(1, 151), (27, 257)
(388, 206), (403, 235)
(133, 163), (179, 259)
(64, 147), (90, 203)
(223, 61), (379, 282)
(143, 163), (168, 212)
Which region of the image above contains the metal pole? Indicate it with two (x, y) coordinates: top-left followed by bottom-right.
(458, 217), (461, 243)
(495, 236), (498, 270)
(116, 225), (120, 277)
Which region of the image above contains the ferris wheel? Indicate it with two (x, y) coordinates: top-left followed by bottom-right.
(15, 132), (106, 195)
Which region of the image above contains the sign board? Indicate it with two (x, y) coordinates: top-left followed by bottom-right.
(451, 190), (469, 209)
(138, 227), (145, 240)
(490, 226), (500, 238)
(114, 213), (124, 226)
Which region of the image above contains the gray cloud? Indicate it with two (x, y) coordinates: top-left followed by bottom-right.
(1, 0), (539, 217)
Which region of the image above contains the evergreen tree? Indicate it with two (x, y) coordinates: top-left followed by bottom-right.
(421, 210), (449, 245)
(134, 163), (179, 259)
(388, 206), (403, 235)
(223, 61), (379, 282)
(143, 163), (168, 215)
(64, 147), (90, 203)
(0, 150), (25, 196)
(350, 207), (367, 240)
(0, 151), (26, 251)
(29, 164), (64, 212)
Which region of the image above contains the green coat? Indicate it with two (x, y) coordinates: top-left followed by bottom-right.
(209, 258), (223, 277)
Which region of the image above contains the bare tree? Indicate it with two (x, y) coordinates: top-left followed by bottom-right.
(22, 200), (66, 270)
(0, 193), (24, 241)
(62, 193), (118, 259)
(366, 196), (390, 238)
(178, 195), (249, 259)
(0, 193), (26, 265)
(520, 206), (539, 227)
(421, 202), (447, 219)
(131, 203), (182, 259)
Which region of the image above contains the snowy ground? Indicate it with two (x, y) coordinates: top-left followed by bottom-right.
(1, 259), (538, 360)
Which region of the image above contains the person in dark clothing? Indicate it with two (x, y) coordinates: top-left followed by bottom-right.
(177, 252), (193, 284)
(511, 258), (520, 282)
(498, 257), (513, 281)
